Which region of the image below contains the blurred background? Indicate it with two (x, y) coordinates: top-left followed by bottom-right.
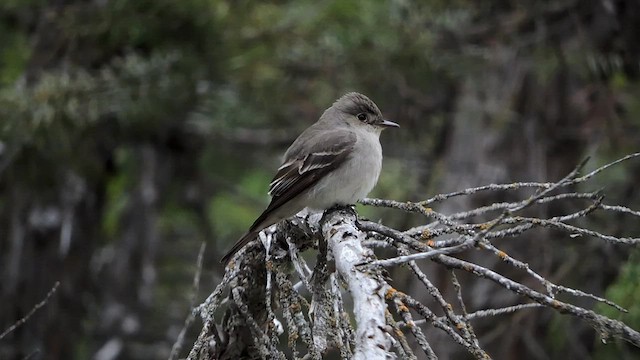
(1, 0), (639, 359)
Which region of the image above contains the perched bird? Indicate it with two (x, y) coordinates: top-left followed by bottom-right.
(221, 92), (398, 264)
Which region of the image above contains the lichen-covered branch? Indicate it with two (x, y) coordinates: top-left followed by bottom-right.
(321, 208), (393, 359)
(186, 153), (640, 359)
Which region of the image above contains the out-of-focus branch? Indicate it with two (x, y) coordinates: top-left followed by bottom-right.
(169, 243), (206, 360)
(0, 281), (60, 340)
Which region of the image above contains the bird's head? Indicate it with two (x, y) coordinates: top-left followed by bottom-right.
(333, 92), (399, 131)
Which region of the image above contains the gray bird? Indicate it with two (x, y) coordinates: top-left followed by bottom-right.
(221, 92), (398, 264)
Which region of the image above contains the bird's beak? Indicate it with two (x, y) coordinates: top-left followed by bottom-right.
(380, 119), (400, 128)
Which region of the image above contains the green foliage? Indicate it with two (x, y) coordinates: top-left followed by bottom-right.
(546, 312), (571, 354)
(208, 169), (271, 242)
(0, 30), (30, 85)
(0, 0), (45, 9)
(602, 251), (640, 327)
(102, 148), (134, 239)
(0, 51), (202, 192)
(593, 250), (640, 359)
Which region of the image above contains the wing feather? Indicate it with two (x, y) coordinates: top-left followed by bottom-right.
(248, 129), (356, 232)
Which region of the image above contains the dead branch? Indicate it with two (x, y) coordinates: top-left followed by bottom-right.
(186, 153), (640, 359)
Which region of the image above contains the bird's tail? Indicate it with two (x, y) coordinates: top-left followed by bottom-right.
(220, 230), (258, 265)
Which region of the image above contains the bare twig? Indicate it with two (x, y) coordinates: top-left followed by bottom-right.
(0, 281), (60, 340)
(169, 243), (206, 360)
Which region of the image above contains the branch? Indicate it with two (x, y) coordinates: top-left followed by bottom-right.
(169, 242), (206, 360)
(434, 254), (640, 346)
(188, 153), (640, 358)
(0, 281), (60, 340)
(322, 208), (393, 359)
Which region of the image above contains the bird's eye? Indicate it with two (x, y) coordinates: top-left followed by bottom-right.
(357, 113), (367, 121)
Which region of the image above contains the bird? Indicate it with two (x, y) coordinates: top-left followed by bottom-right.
(220, 92), (398, 264)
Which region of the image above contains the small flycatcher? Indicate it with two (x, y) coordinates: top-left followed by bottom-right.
(221, 92), (398, 264)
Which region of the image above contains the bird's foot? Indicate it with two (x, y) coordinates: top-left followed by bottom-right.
(326, 203), (356, 213)
(320, 204), (357, 227)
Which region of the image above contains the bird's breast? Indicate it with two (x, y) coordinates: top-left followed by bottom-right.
(305, 131), (382, 209)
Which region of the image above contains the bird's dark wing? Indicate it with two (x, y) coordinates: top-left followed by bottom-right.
(248, 129), (356, 231)
(220, 129), (356, 264)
